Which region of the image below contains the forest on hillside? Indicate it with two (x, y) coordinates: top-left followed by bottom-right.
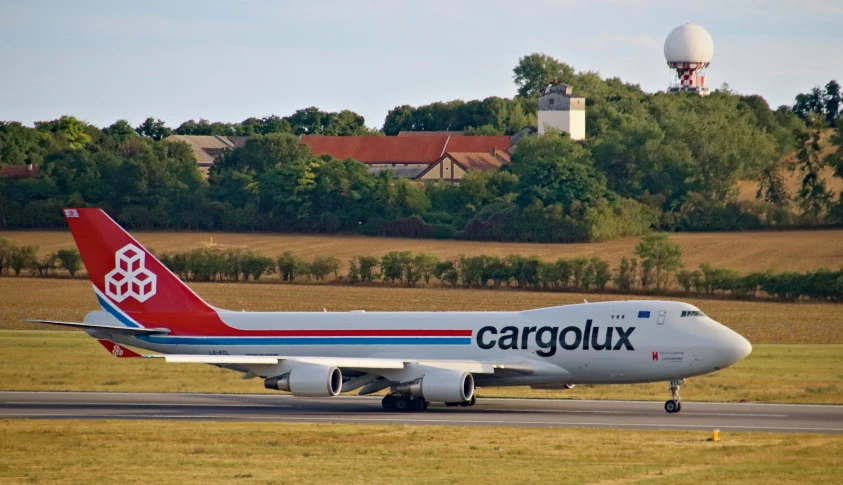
(1, 54), (842, 243)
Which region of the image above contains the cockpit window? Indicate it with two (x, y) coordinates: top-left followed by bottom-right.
(680, 310), (705, 317)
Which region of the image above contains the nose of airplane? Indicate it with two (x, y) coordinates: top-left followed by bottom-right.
(717, 332), (752, 368)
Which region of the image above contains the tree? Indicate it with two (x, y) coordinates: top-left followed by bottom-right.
(612, 257), (637, 292)
(513, 53), (575, 98)
(136, 118), (173, 140)
(413, 253), (441, 285)
(10, 245), (38, 276)
(56, 248), (82, 277)
(635, 233), (682, 290)
(0, 238), (15, 275)
(792, 87), (825, 122)
(277, 251), (306, 281)
(356, 255), (380, 283)
(381, 251), (411, 284)
(309, 256), (339, 281)
(509, 130), (608, 210)
(591, 257), (611, 290)
(824, 80), (841, 126)
(435, 260), (459, 287)
(796, 115), (831, 223)
(570, 257), (589, 289)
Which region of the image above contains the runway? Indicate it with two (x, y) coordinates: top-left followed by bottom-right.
(2, 391), (841, 434)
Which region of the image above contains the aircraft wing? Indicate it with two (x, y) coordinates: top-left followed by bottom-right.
(146, 354), (534, 375)
(23, 319), (171, 336)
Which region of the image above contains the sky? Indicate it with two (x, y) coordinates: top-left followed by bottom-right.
(1, 0), (841, 130)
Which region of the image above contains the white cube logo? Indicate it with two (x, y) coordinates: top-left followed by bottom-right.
(105, 244), (157, 302)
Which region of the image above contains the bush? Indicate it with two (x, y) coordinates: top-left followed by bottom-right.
(55, 248), (82, 277)
(277, 250), (307, 281)
(310, 256), (341, 281)
(357, 255), (380, 283)
(241, 251), (275, 281)
(381, 251), (411, 283)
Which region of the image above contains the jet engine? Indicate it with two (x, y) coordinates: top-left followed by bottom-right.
(264, 364), (342, 397)
(395, 370), (474, 403)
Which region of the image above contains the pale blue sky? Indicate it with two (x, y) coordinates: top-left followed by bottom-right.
(1, 0), (841, 129)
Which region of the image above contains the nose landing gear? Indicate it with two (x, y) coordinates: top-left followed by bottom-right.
(664, 379), (684, 413)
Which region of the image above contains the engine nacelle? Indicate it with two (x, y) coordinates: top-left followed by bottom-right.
(396, 370), (474, 403)
(264, 364), (342, 397)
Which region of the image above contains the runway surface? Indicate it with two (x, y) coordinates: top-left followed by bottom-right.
(1, 391), (841, 434)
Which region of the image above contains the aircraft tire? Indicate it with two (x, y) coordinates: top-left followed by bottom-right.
(395, 396), (412, 411)
(664, 399), (679, 413)
(409, 398), (425, 412)
(382, 394), (397, 411)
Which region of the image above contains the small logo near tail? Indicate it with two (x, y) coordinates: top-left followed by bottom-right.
(104, 244), (157, 303)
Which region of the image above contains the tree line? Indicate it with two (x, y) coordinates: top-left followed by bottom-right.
(2, 54), (843, 241)
(5, 234), (840, 303)
(0, 238), (81, 277)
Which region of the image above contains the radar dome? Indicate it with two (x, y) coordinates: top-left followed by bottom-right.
(664, 22), (714, 64)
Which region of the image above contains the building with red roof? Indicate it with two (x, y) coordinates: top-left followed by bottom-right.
(300, 135), (511, 178)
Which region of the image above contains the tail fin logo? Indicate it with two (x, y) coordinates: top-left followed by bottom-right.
(104, 244), (157, 303)
(112, 345), (124, 357)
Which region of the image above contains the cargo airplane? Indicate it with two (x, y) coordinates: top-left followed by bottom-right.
(27, 208), (752, 413)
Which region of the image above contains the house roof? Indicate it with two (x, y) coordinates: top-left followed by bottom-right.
(447, 152), (508, 171)
(0, 164), (39, 179)
(300, 135), (510, 164)
(165, 135), (245, 166)
(398, 131), (464, 137)
(415, 151), (509, 179)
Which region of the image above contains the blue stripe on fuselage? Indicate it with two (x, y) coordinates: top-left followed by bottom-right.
(95, 292), (142, 328)
(137, 336), (472, 346)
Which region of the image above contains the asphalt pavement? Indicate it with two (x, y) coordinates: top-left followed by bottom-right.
(2, 391), (841, 434)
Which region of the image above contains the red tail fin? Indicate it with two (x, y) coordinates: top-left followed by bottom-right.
(64, 208), (214, 322)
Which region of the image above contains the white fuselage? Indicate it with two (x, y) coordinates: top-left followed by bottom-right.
(89, 300), (752, 387)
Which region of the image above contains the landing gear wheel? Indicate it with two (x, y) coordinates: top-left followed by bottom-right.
(664, 399), (679, 413)
(382, 394), (397, 411)
(395, 396), (411, 411)
(445, 402), (460, 407)
(664, 379), (684, 414)
(409, 397), (427, 412)
(459, 395), (477, 407)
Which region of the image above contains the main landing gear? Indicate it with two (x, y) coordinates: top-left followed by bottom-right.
(382, 393), (428, 412)
(664, 379), (684, 413)
(381, 393), (477, 411)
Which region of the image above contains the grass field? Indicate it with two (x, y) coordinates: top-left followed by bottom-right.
(2, 331), (841, 404)
(2, 226), (843, 274)
(3, 278), (841, 344)
(1, 420), (841, 484)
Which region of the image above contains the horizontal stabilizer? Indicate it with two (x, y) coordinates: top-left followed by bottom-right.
(23, 319), (170, 336)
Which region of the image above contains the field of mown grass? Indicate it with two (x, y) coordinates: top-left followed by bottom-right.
(2, 330), (841, 403)
(3, 278), (841, 344)
(2, 227), (843, 274)
(1, 420), (841, 485)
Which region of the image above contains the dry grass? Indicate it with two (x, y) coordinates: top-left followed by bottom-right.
(1, 420), (841, 485)
(2, 330), (841, 403)
(2, 226), (843, 275)
(2, 278), (841, 344)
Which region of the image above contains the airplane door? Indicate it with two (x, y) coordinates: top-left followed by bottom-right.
(657, 310), (666, 325)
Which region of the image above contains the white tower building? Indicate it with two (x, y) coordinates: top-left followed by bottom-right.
(664, 22), (714, 96)
(537, 84), (585, 140)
